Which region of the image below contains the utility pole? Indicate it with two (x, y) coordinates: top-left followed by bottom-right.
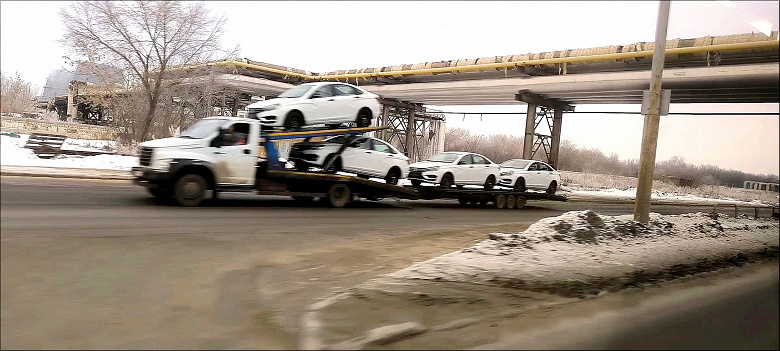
(634, 0), (671, 223)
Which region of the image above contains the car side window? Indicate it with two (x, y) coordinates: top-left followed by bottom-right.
(458, 155), (473, 165)
(472, 155), (488, 164)
(333, 84), (360, 96)
(528, 163), (538, 171)
(540, 164), (552, 171)
(349, 138), (369, 149)
(311, 86), (334, 98)
(372, 139), (395, 154)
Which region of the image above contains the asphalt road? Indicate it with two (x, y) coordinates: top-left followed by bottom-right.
(1, 176), (777, 349)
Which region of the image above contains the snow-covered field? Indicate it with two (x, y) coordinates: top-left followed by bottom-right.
(389, 210), (779, 294)
(1, 133), (136, 170)
(1, 133), (777, 206)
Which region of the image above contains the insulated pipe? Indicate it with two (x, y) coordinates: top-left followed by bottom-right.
(177, 40), (779, 82)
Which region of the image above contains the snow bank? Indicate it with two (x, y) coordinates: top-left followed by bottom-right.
(1, 134), (137, 170)
(565, 186), (773, 207)
(390, 210), (778, 295)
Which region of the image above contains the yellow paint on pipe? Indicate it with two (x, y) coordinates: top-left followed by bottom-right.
(175, 40), (779, 81)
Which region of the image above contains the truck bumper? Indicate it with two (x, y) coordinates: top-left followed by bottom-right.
(132, 166), (173, 189)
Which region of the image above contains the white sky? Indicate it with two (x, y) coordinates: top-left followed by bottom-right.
(1, 1), (778, 175)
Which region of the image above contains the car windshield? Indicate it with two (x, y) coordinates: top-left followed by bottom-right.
(501, 160), (531, 169)
(278, 85), (314, 98)
(426, 153), (461, 163)
(179, 118), (228, 139)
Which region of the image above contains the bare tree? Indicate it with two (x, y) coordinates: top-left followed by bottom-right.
(60, 1), (229, 141)
(0, 72), (38, 114)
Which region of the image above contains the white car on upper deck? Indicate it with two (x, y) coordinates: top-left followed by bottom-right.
(408, 152), (500, 189)
(498, 159), (561, 194)
(245, 82), (381, 131)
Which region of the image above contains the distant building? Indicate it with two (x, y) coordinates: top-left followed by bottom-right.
(744, 180), (780, 192)
(41, 63), (122, 101)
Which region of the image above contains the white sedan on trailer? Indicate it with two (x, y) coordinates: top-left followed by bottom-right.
(408, 152), (500, 189)
(288, 135), (409, 185)
(245, 82), (381, 131)
(498, 159), (561, 194)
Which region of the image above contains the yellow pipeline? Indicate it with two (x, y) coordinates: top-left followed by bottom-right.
(185, 40), (780, 81)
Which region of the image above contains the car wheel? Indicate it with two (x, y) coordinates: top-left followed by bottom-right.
(284, 111), (304, 132)
(484, 175), (496, 190)
(358, 174), (370, 179)
(174, 173), (207, 207)
(327, 123), (342, 129)
(506, 195), (517, 209)
(456, 185), (464, 189)
(440, 173), (454, 188)
(323, 155), (342, 174)
(356, 108), (372, 128)
(546, 181), (558, 195)
(384, 167), (401, 185)
(514, 178), (527, 192)
(411, 180), (422, 187)
(327, 183), (352, 208)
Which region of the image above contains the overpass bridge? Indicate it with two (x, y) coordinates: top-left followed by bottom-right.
(75, 31), (780, 164)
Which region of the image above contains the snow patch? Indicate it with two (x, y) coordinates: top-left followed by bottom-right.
(1, 134), (137, 170)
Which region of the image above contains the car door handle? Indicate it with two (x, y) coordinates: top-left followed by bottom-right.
(214, 151), (226, 155)
(243, 149), (250, 154)
(327, 98), (335, 101)
(469, 166), (474, 168)
(365, 151), (373, 154)
(353, 96), (360, 98)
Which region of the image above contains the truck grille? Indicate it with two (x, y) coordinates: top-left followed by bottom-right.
(139, 147), (153, 166)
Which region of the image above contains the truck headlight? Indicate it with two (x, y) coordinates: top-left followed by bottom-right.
(154, 158), (174, 171)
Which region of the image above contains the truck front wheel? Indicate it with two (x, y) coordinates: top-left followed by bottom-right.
(174, 174), (208, 206)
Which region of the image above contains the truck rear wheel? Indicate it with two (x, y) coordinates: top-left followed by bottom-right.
(174, 174), (207, 207)
(327, 183), (352, 208)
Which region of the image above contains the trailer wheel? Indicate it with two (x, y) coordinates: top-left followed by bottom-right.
(484, 175), (496, 190)
(174, 173), (207, 207)
(515, 196), (526, 210)
(327, 183), (352, 208)
(506, 195), (517, 209)
(458, 198), (469, 206)
(494, 194), (506, 209)
(411, 180), (422, 187)
(514, 178), (527, 192)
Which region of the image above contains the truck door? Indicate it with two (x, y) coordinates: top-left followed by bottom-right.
(215, 121), (257, 185)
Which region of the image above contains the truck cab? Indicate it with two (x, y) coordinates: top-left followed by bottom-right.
(133, 116), (261, 205)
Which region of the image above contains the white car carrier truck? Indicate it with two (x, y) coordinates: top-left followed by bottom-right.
(131, 116), (566, 209)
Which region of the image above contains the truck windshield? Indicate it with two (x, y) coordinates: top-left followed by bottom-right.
(426, 153), (460, 163)
(501, 160), (531, 169)
(180, 119), (228, 139)
(278, 85), (313, 98)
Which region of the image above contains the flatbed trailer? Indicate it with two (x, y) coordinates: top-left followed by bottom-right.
(133, 121), (566, 208)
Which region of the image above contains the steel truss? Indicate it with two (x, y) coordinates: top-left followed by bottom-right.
(375, 100), (444, 163)
(531, 107), (554, 162)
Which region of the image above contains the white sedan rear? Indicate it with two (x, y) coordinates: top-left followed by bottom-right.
(498, 159), (561, 194)
(288, 136), (409, 185)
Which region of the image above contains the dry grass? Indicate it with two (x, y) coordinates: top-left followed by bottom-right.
(561, 171), (779, 205)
